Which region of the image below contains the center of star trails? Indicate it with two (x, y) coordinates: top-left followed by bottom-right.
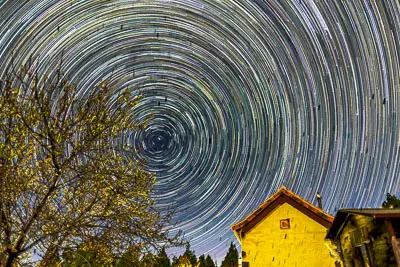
(146, 130), (172, 153)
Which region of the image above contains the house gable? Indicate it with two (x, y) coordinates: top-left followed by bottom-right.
(242, 194), (332, 233)
(232, 186), (333, 235)
(240, 202), (336, 266)
(246, 202), (332, 236)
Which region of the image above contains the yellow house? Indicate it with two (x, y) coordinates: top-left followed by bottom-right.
(231, 186), (339, 267)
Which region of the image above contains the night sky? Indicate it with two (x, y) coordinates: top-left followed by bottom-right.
(1, 0), (400, 263)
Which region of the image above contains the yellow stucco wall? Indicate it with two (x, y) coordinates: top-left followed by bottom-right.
(241, 203), (337, 267)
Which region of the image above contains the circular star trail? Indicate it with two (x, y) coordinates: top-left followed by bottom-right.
(1, 0), (400, 261)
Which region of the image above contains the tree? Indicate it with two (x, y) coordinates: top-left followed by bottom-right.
(171, 255), (179, 266)
(171, 243), (197, 267)
(63, 244), (171, 267)
(205, 255), (216, 267)
(61, 238), (114, 266)
(221, 242), (239, 267)
(154, 247), (171, 267)
(139, 253), (157, 267)
(63, 242), (166, 267)
(198, 254), (216, 267)
(382, 193), (400, 208)
(0, 58), (181, 266)
(198, 255), (206, 267)
(183, 243), (197, 266)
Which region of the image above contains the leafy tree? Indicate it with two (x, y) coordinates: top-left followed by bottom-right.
(205, 255), (216, 267)
(63, 244), (172, 267)
(183, 243), (197, 265)
(154, 247), (171, 267)
(61, 238), (114, 266)
(198, 254), (216, 267)
(171, 255), (179, 266)
(382, 193), (400, 208)
(140, 253), (156, 267)
(171, 255), (191, 267)
(221, 242), (239, 267)
(0, 59), (181, 266)
(115, 245), (143, 266)
(198, 254), (206, 267)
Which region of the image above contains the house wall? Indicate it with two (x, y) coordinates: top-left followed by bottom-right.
(241, 203), (337, 267)
(338, 215), (397, 266)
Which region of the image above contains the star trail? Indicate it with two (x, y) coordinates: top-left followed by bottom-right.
(1, 0), (400, 262)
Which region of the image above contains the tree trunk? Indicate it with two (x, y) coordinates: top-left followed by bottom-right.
(5, 252), (18, 267)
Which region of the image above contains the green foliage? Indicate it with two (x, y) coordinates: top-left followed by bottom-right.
(221, 242), (239, 267)
(382, 193), (400, 208)
(183, 243), (197, 265)
(198, 254), (216, 267)
(0, 59), (182, 266)
(114, 245), (143, 266)
(170, 243), (201, 267)
(62, 240), (114, 266)
(140, 253), (157, 267)
(171, 255), (179, 266)
(205, 255), (216, 267)
(58, 243), (171, 267)
(154, 247), (171, 267)
(198, 255), (206, 267)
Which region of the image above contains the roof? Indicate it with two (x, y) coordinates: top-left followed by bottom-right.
(334, 208), (400, 217)
(326, 208), (400, 240)
(231, 186), (334, 234)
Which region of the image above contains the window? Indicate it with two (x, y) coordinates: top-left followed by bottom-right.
(280, 218), (290, 229)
